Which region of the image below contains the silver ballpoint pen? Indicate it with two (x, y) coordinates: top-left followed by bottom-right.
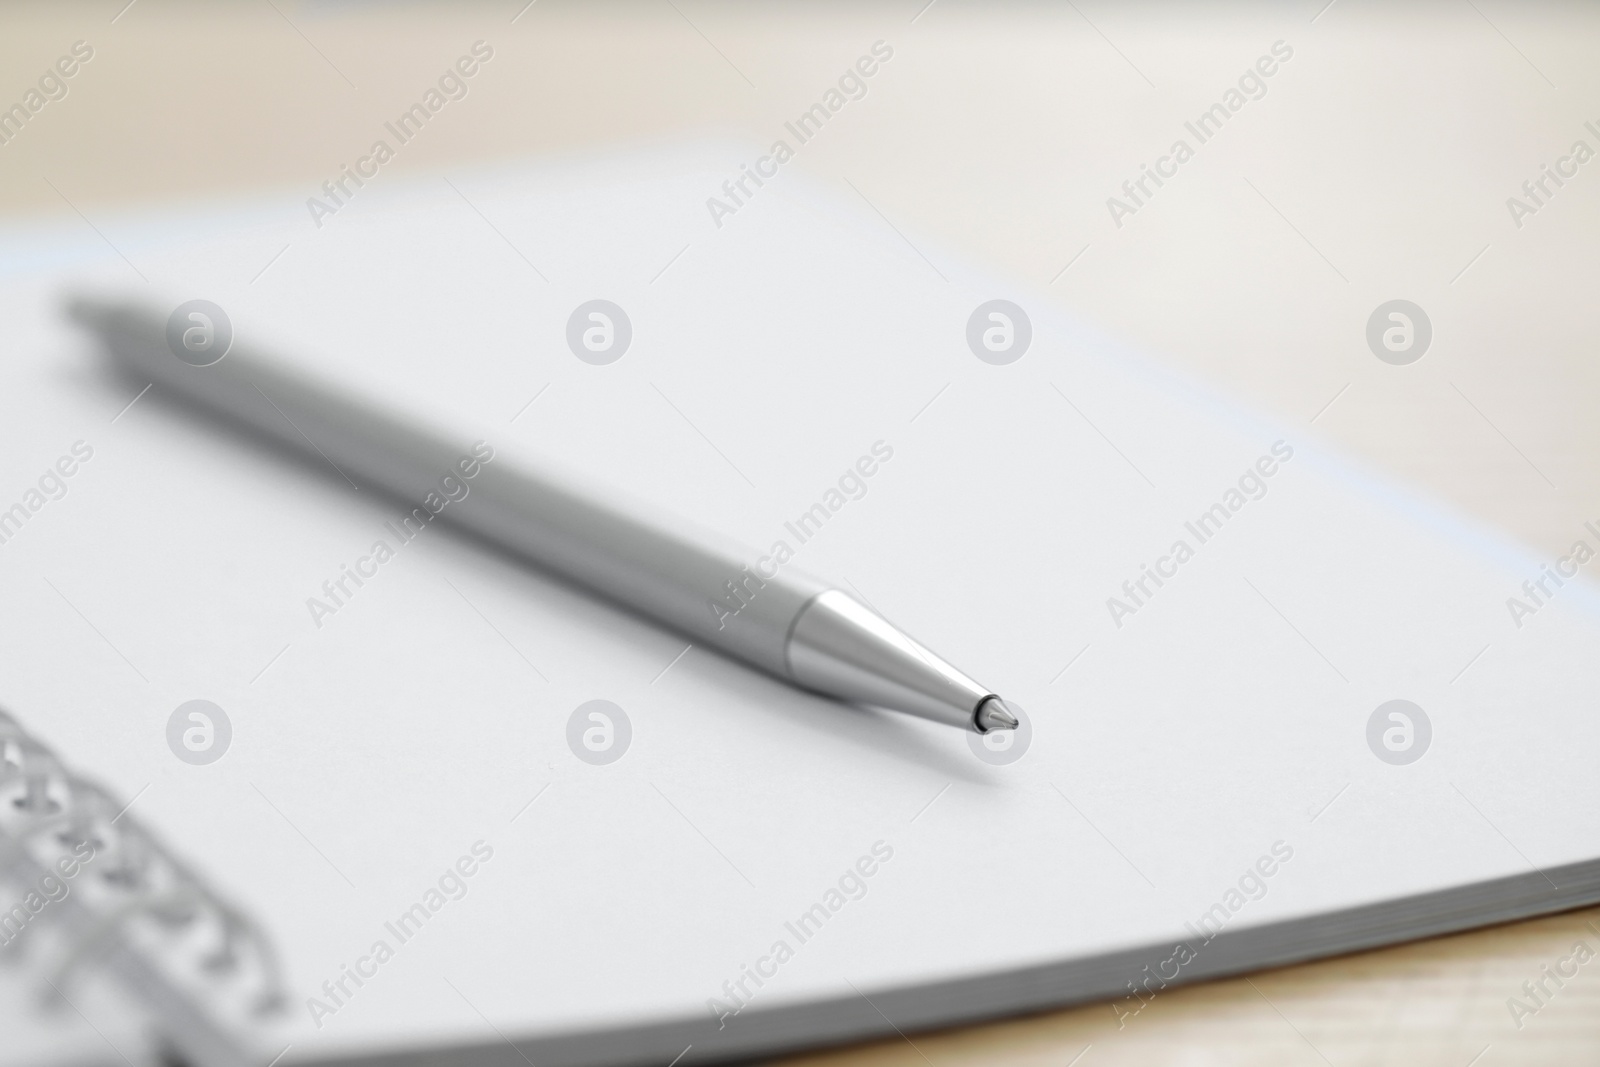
(67, 297), (1019, 735)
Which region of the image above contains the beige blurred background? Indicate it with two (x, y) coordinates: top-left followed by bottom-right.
(3, 1), (1598, 1063)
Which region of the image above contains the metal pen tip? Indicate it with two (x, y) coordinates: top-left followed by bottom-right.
(975, 697), (1019, 733)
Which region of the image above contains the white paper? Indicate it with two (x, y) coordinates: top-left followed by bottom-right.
(1, 144), (1596, 1063)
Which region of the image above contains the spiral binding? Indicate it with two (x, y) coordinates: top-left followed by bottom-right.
(0, 706), (285, 1061)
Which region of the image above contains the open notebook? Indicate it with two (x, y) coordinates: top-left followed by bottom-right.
(2, 144), (1598, 1067)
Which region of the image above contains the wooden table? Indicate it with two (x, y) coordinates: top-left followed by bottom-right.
(4, 2), (1597, 1062)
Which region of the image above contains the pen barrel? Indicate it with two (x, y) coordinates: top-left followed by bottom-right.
(72, 300), (827, 676)
(461, 466), (830, 675)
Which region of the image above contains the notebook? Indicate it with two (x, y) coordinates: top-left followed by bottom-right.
(2, 142), (1598, 1067)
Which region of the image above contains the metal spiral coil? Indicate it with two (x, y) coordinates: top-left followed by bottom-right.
(0, 706), (285, 1020)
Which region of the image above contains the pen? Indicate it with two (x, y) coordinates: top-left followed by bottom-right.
(67, 297), (1019, 736)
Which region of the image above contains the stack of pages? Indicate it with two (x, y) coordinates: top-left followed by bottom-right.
(0, 144), (1596, 1067)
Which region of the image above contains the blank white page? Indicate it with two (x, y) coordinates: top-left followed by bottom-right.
(1, 144), (1596, 1066)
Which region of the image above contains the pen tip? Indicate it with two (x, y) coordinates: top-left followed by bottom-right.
(975, 697), (1019, 733)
